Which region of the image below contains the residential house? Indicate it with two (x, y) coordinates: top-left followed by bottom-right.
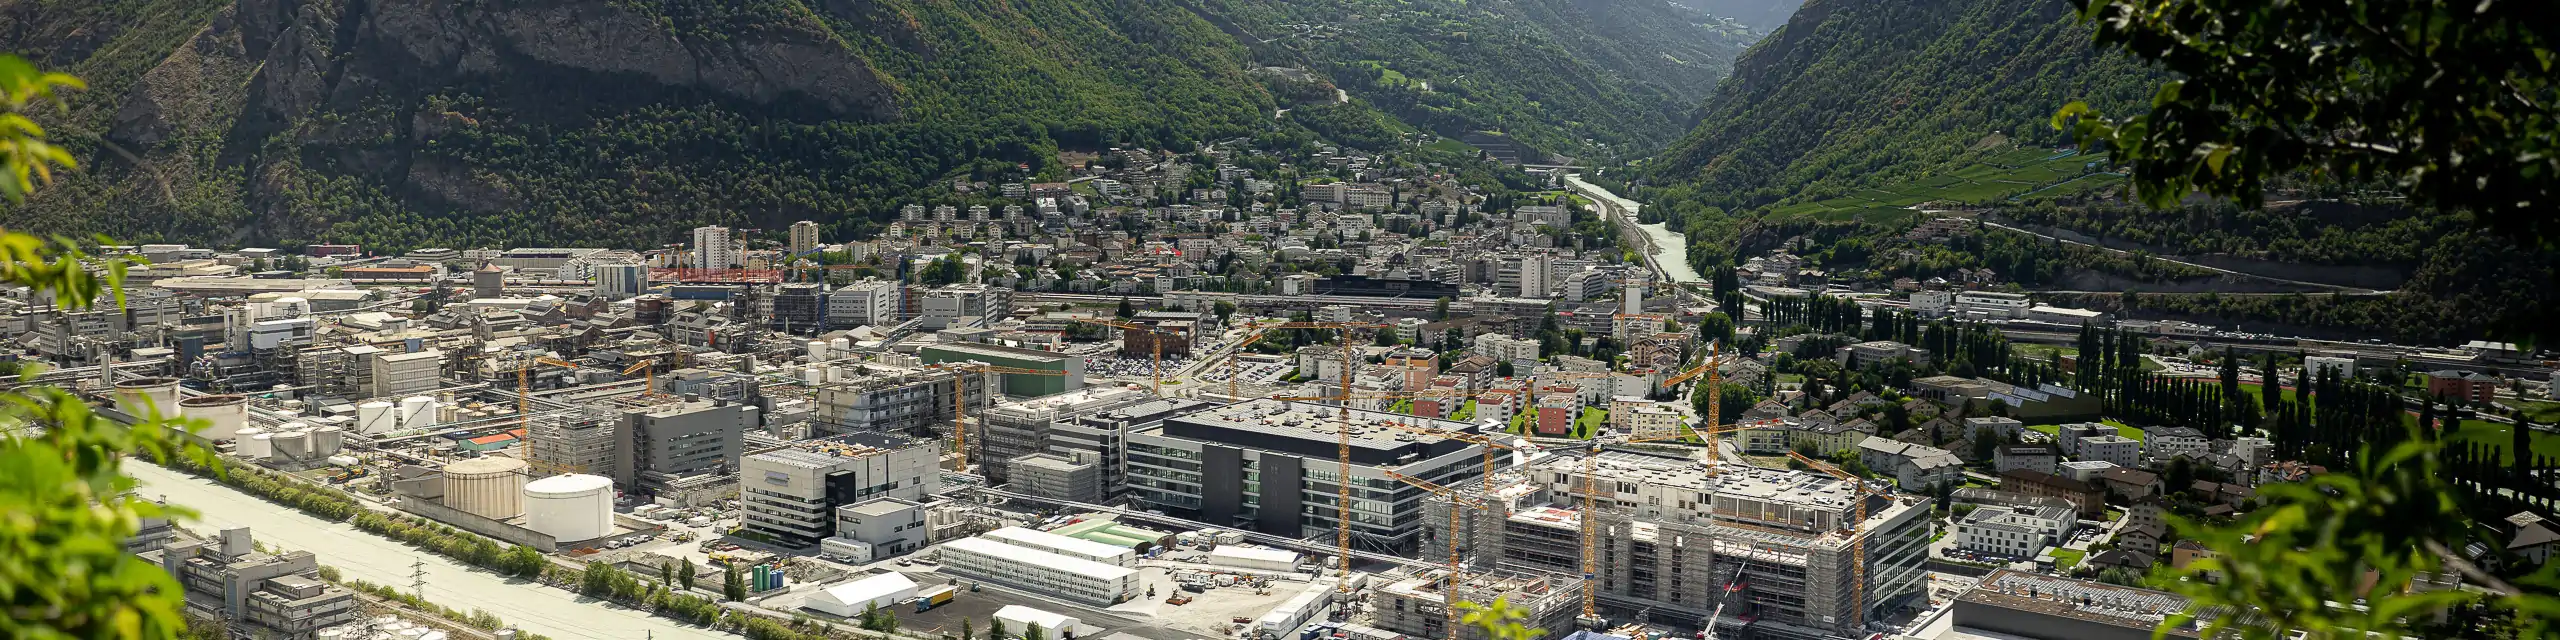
(2099, 468), (2162, 499)
(2426, 369), (2500, 403)
(1856, 436), (1965, 490)
(2506, 512), (2557, 567)
(2077, 435), (2142, 468)
(2146, 427), (2210, 461)
(1996, 444), (2059, 476)
(1955, 504), (2077, 559)
(2000, 468), (2106, 518)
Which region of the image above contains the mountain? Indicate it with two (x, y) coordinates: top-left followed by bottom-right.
(1200, 0), (1758, 159)
(1668, 0), (1807, 32)
(1643, 0), (2156, 218)
(1, 0), (1751, 251)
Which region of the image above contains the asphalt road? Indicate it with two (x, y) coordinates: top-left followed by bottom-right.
(127, 461), (736, 640)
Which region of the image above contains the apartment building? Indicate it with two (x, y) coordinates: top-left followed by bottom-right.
(827, 279), (903, 328)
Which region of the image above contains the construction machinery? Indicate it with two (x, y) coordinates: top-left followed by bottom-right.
(930, 362), (1068, 474)
(619, 358), (669, 399)
(1787, 450), (1887, 630)
(509, 355), (590, 475)
(1072, 317), (1185, 395)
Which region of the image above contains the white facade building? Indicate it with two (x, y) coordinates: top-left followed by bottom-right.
(692, 226), (740, 270)
(739, 433), (940, 547)
(2076, 435), (2142, 468)
(827, 279), (903, 328)
(937, 537), (1139, 607)
(1955, 504), (2076, 558)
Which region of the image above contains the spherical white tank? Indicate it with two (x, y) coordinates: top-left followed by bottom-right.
(178, 394), (250, 441)
(524, 473), (615, 542)
(357, 401), (397, 434)
(312, 425), (344, 456)
(441, 456), (529, 520)
(113, 377), (182, 419)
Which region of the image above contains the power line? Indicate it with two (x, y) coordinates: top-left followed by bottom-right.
(410, 558), (427, 599)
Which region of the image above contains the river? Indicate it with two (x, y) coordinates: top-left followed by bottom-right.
(1564, 174), (1703, 284)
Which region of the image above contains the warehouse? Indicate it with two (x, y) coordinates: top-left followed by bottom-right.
(1206, 545), (1301, 572)
(804, 572), (920, 618)
(935, 537), (1139, 607)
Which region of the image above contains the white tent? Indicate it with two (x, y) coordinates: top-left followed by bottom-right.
(804, 572), (920, 617)
(995, 605), (1082, 639)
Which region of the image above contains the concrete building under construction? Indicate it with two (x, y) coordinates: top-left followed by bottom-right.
(1374, 570), (1579, 640)
(1428, 449), (1932, 640)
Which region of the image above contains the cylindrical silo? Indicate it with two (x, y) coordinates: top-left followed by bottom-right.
(442, 456), (529, 520)
(830, 337), (851, 353)
(312, 425), (344, 456)
(240, 432), (273, 459)
(272, 428), (311, 461)
(114, 377), (182, 419)
(829, 366), (848, 383)
(800, 367), (822, 385)
(358, 401), (397, 434)
(808, 340), (829, 364)
(178, 394), (249, 441)
(524, 473), (614, 542)
(399, 396), (436, 427)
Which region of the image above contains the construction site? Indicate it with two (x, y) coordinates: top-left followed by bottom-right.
(1421, 448), (1935, 640)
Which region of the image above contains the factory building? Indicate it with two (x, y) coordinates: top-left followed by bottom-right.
(1125, 399), (1498, 550)
(140, 528), (359, 639)
(918, 342), (1083, 397)
(976, 386), (1156, 486)
(810, 364), (985, 438)
(739, 433), (940, 547)
(616, 399), (757, 494)
(1434, 449), (1932, 640)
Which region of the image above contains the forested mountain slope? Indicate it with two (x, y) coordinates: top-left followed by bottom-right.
(0, 0), (1747, 251)
(1668, 0), (1806, 32)
(1644, 0), (2155, 219)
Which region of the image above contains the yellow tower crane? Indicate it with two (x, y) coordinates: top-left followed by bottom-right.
(930, 363), (1068, 474)
(1787, 450), (1888, 630)
(1382, 468), (1527, 640)
(514, 356), (588, 474)
(1656, 343), (1728, 463)
(1576, 420), (1747, 627)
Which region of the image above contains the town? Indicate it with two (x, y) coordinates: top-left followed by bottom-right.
(12, 136), (2559, 640)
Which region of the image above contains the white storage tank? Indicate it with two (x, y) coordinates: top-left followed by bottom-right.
(830, 337), (851, 353)
(524, 474), (614, 542)
(272, 428), (311, 461)
(241, 432), (274, 459)
(357, 401), (397, 434)
(113, 377), (182, 419)
(399, 396), (437, 427)
(328, 455), (362, 468)
(808, 340), (829, 363)
(312, 425), (345, 456)
(178, 394), (250, 441)
(800, 367), (822, 385)
(442, 456), (529, 520)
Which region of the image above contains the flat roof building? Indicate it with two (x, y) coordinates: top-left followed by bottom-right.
(937, 536), (1139, 607)
(1127, 399), (1498, 549)
(739, 432), (940, 548)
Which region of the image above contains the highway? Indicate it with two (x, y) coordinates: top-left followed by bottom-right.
(127, 462), (736, 640)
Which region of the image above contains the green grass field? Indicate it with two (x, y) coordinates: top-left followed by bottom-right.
(2027, 419), (2147, 442)
(2050, 548), (2086, 572)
